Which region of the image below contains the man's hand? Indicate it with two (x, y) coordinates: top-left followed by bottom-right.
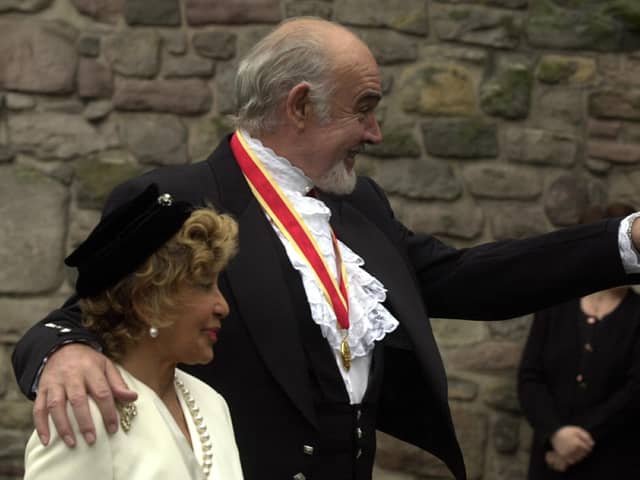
(33, 343), (137, 447)
(545, 450), (569, 472)
(550, 425), (594, 465)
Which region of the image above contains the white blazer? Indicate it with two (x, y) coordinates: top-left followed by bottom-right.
(24, 367), (244, 480)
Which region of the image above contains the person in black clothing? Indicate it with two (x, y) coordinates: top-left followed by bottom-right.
(518, 203), (640, 479)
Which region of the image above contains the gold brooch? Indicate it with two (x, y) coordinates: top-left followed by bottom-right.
(116, 401), (137, 433)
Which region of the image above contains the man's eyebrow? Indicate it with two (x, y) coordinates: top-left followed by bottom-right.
(357, 90), (382, 104)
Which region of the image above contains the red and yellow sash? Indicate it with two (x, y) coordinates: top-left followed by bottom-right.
(231, 130), (352, 370)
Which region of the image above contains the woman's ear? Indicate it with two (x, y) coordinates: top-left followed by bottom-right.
(285, 82), (312, 130)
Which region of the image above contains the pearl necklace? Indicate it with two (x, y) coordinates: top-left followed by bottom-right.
(175, 375), (214, 479)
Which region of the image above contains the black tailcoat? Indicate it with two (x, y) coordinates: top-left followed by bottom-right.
(13, 137), (637, 479)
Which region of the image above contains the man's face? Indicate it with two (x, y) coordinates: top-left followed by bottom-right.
(304, 51), (383, 195)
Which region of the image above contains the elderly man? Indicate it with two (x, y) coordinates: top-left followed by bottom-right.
(13, 17), (640, 480)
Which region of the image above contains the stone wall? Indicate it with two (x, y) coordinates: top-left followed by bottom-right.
(1, 1), (640, 479)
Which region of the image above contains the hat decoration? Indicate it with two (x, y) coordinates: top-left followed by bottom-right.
(65, 183), (192, 298)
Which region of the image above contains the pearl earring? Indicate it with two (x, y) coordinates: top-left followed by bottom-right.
(149, 326), (159, 338)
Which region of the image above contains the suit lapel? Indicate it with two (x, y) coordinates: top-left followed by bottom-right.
(209, 143), (318, 429)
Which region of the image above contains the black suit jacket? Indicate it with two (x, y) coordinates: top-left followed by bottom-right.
(13, 137), (637, 480)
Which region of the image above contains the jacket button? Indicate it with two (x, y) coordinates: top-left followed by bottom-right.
(356, 427), (363, 439)
(303, 445), (314, 455)
(293, 474), (306, 480)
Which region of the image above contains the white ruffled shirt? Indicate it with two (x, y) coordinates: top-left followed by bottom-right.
(241, 130), (399, 404)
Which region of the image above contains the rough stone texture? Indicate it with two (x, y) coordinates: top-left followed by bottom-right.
(392, 197), (485, 240)
(374, 158), (462, 201)
(589, 90), (640, 121)
(77, 58), (114, 99)
(113, 78), (212, 115)
(284, 0), (332, 20)
(432, 318), (488, 347)
(214, 63), (238, 114)
(163, 54), (215, 78)
(185, 0), (281, 25)
(118, 114), (188, 165)
(71, 0), (124, 23)
(526, 0), (622, 51)
(83, 99), (113, 122)
(484, 381), (521, 414)
(480, 63), (532, 119)
(334, 0), (429, 36)
(608, 171), (640, 209)
(103, 30), (161, 78)
(422, 118), (498, 159)
(488, 314), (532, 341)
(448, 376), (479, 401)
(74, 153), (144, 210)
(0, 21), (77, 94)
(544, 173), (606, 226)
(356, 29), (419, 65)
(8, 113), (107, 160)
(367, 123), (420, 158)
(587, 119), (622, 139)
(0, 166), (68, 293)
(163, 31), (188, 55)
(504, 127), (577, 167)
(189, 116), (233, 163)
(192, 31), (237, 60)
(77, 35), (100, 57)
(0, 0), (52, 12)
(536, 54), (596, 85)
(491, 414), (520, 454)
(488, 204), (551, 240)
(400, 61), (477, 116)
(433, 4), (522, 49)
(445, 341), (523, 372)
(464, 164), (541, 200)
(530, 87), (584, 133)
(5, 94), (35, 111)
(124, 0), (181, 26)
(0, 402), (32, 430)
(588, 140), (640, 164)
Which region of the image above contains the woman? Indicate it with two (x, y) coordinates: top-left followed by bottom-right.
(24, 184), (243, 480)
(518, 203), (640, 479)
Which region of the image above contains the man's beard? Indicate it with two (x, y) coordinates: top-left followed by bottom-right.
(314, 160), (357, 195)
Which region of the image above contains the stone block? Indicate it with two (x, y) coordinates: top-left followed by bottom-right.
(214, 63), (238, 115)
(335, 0), (429, 36)
(83, 100), (113, 122)
(589, 90), (640, 120)
(0, 21), (77, 94)
(422, 118), (498, 159)
(480, 63), (532, 120)
(71, 0), (124, 23)
(374, 157), (462, 201)
(189, 116), (233, 163)
(104, 30), (161, 78)
(77, 35), (100, 57)
(433, 4), (522, 49)
(488, 314), (532, 341)
(113, 78), (212, 115)
(356, 29), (418, 65)
(367, 123), (420, 158)
(8, 112), (107, 160)
(445, 341), (523, 372)
(163, 54), (215, 78)
(118, 114), (188, 166)
(399, 61), (477, 115)
(536, 54), (596, 85)
(185, 0), (281, 25)
(432, 318), (488, 347)
(544, 173), (607, 226)
(0, 402), (32, 430)
(5, 94), (35, 111)
(587, 119), (622, 139)
(284, 1), (332, 20)
(124, 0), (181, 26)
(588, 140), (640, 164)
(504, 127), (577, 168)
(74, 153), (144, 210)
(0, 166), (68, 293)
(0, 430), (31, 460)
(448, 375), (479, 401)
(0, 0), (52, 12)
(484, 381), (521, 414)
(488, 205), (551, 240)
(463, 164), (541, 200)
(192, 31), (237, 60)
(530, 87), (583, 133)
(0, 295), (70, 336)
(491, 414), (520, 454)
(77, 59), (114, 99)
(376, 431), (451, 479)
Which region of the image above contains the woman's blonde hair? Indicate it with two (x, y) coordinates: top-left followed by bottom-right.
(79, 208), (238, 360)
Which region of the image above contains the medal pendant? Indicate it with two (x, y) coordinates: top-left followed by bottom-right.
(340, 336), (352, 371)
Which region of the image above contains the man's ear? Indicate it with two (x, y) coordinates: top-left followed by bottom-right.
(285, 82), (311, 130)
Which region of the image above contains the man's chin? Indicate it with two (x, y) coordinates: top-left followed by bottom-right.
(315, 171), (357, 196)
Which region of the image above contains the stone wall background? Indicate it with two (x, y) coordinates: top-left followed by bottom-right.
(1, 0), (640, 478)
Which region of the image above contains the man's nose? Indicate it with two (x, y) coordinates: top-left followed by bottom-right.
(364, 114), (383, 145)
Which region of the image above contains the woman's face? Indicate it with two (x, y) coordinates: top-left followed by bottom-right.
(158, 275), (229, 365)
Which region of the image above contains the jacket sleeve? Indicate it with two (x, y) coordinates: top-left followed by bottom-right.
(517, 310), (564, 444)
(24, 401), (113, 479)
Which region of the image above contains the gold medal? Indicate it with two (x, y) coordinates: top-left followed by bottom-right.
(340, 334), (351, 371)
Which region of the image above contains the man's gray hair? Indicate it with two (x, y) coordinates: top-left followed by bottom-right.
(234, 20), (336, 135)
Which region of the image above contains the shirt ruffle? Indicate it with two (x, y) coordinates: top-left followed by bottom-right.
(241, 130), (399, 359)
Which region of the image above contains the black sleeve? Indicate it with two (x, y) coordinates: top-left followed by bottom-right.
(11, 296), (102, 399)
(517, 310), (564, 443)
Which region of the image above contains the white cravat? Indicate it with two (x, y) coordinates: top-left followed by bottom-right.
(240, 130), (399, 403)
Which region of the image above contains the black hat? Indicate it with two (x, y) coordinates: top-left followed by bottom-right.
(65, 183), (193, 298)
